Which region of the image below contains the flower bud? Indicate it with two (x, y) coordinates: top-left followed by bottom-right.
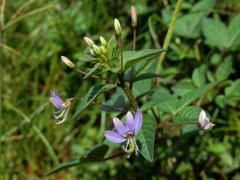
(100, 36), (107, 47)
(131, 6), (137, 27)
(61, 56), (75, 69)
(114, 18), (121, 36)
(198, 110), (215, 130)
(89, 49), (96, 57)
(100, 46), (107, 54)
(84, 36), (94, 47)
(93, 45), (101, 55)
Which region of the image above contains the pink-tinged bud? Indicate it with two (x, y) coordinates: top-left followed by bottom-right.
(61, 56), (76, 69)
(114, 18), (121, 36)
(198, 110), (215, 130)
(131, 6), (137, 27)
(84, 36), (94, 47)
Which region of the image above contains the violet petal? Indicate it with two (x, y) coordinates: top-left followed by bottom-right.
(134, 109), (142, 133)
(113, 117), (128, 136)
(126, 111), (135, 132)
(50, 91), (65, 109)
(104, 131), (126, 143)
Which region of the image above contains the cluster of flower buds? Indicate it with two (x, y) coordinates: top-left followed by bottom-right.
(84, 36), (108, 62)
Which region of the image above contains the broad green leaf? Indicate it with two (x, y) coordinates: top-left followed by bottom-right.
(137, 114), (156, 161)
(176, 81), (220, 114)
(202, 18), (228, 50)
(192, 66), (206, 87)
(74, 84), (116, 117)
(46, 144), (109, 176)
(175, 0), (214, 38)
(225, 79), (240, 96)
(215, 95), (226, 108)
(215, 56), (233, 81)
(114, 49), (167, 72)
(227, 15), (240, 48)
(172, 79), (196, 96)
(173, 106), (202, 123)
(142, 81), (220, 114)
(141, 96), (177, 112)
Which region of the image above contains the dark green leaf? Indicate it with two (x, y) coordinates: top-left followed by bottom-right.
(137, 114), (156, 161)
(74, 84), (116, 117)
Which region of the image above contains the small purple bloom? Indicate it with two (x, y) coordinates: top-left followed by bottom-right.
(50, 90), (65, 109)
(199, 110), (215, 130)
(104, 109), (143, 156)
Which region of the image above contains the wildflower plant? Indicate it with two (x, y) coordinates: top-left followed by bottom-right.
(47, 6), (220, 176)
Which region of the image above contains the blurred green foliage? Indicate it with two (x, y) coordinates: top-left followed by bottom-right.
(1, 0), (240, 179)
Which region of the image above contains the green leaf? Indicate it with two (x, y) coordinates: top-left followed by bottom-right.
(46, 144), (109, 176)
(175, 0), (214, 38)
(83, 64), (100, 79)
(137, 114), (156, 161)
(227, 15), (240, 48)
(114, 49), (167, 72)
(215, 56), (233, 81)
(142, 81), (220, 113)
(192, 66), (206, 87)
(173, 106), (202, 123)
(107, 35), (117, 58)
(176, 81), (220, 114)
(225, 79), (240, 96)
(172, 79), (196, 96)
(215, 95), (226, 108)
(202, 18), (228, 50)
(74, 84), (116, 117)
(134, 73), (161, 82)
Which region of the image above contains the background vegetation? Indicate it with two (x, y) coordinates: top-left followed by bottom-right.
(1, 0), (240, 179)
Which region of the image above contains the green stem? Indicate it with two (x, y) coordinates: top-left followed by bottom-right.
(118, 74), (138, 111)
(156, 0), (183, 73)
(119, 36), (124, 73)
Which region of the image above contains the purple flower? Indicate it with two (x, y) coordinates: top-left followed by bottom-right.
(104, 109), (143, 156)
(50, 90), (72, 124)
(50, 90), (65, 109)
(199, 110), (215, 130)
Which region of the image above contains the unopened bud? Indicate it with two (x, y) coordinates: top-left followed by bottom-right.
(93, 45), (101, 55)
(100, 36), (107, 47)
(89, 49), (96, 57)
(114, 18), (121, 35)
(61, 56), (75, 69)
(100, 46), (107, 54)
(131, 6), (137, 27)
(84, 36), (94, 47)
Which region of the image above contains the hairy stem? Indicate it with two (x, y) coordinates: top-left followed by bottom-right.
(156, 0), (183, 73)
